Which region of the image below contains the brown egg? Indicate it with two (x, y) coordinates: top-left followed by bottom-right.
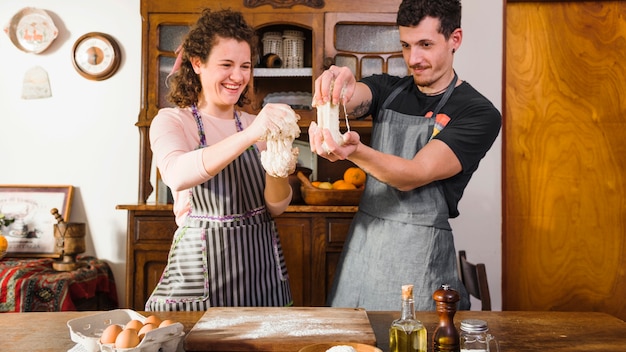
(125, 319), (143, 331)
(115, 328), (141, 349)
(159, 319), (176, 328)
(138, 323), (157, 338)
(100, 324), (123, 344)
(143, 315), (162, 327)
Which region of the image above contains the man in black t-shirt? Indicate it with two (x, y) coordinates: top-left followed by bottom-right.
(308, 0), (501, 310)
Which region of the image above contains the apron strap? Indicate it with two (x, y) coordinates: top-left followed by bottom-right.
(432, 71), (458, 116)
(365, 71), (459, 119)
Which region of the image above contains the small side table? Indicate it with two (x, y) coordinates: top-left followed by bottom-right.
(0, 255), (118, 312)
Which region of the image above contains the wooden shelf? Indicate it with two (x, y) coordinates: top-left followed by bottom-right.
(254, 67), (312, 77)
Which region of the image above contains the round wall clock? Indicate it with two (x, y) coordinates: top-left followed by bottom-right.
(72, 32), (121, 81)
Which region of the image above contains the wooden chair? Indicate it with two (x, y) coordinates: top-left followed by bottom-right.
(458, 250), (492, 311)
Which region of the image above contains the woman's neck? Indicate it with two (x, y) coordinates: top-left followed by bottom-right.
(196, 101), (234, 119)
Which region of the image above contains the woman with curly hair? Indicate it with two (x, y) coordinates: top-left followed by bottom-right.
(147, 8), (296, 311)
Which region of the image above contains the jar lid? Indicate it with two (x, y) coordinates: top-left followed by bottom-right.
(460, 319), (489, 333)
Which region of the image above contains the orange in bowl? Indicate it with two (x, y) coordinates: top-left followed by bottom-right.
(343, 167), (366, 187)
(333, 179), (357, 190)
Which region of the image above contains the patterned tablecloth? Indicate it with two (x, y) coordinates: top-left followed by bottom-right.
(0, 255), (118, 312)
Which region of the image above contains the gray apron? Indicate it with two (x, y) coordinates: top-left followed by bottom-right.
(145, 106), (292, 311)
(328, 75), (470, 311)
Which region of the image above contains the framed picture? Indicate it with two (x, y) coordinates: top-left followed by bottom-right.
(0, 185), (74, 257)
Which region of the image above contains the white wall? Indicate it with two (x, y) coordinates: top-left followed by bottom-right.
(0, 0), (503, 310)
(0, 0), (141, 305)
(452, 1), (503, 310)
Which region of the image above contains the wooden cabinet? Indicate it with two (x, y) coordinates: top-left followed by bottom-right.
(118, 205), (356, 310)
(136, 0), (402, 203)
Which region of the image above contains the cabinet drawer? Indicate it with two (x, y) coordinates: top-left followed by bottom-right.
(134, 216), (177, 241)
(326, 218), (353, 246)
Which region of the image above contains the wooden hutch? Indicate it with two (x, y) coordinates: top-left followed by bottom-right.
(117, 0), (404, 310)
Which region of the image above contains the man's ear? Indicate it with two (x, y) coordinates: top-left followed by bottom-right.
(451, 28), (463, 53)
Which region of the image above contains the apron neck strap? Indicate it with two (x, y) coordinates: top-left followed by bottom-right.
(432, 71), (458, 116)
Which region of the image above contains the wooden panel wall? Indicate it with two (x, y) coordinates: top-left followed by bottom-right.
(504, 1), (626, 320)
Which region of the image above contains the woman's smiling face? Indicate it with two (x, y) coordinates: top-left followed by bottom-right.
(193, 36), (252, 110)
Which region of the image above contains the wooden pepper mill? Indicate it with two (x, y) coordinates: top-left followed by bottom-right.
(51, 208), (86, 271)
(433, 284), (460, 352)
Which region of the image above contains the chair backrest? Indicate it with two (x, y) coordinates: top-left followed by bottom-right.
(458, 250), (492, 311)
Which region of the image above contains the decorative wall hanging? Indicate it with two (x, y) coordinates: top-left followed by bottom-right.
(21, 66), (52, 99)
(244, 0), (324, 9)
(4, 7), (58, 54)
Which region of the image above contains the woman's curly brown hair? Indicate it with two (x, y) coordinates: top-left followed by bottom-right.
(167, 8), (258, 108)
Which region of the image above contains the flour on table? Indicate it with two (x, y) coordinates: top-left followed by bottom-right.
(194, 313), (365, 339)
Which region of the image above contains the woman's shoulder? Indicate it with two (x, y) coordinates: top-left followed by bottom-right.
(152, 106), (193, 125)
(155, 106), (190, 119)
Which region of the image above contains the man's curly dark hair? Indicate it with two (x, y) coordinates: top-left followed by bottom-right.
(167, 8), (258, 108)
(396, 0), (462, 40)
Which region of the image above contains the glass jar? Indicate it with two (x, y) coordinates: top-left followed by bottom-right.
(460, 319), (499, 352)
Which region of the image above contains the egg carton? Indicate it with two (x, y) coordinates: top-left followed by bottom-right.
(67, 309), (185, 352)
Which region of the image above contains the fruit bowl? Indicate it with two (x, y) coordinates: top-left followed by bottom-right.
(297, 171), (364, 206)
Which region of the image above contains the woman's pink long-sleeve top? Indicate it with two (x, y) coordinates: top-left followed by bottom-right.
(150, 107), (291, 226)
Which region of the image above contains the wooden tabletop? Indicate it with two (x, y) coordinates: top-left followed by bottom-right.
(2, 309), (625, 351)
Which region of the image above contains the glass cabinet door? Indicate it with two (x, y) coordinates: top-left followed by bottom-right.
(324, 13), (406, 79)
(157, 24), (190, 109)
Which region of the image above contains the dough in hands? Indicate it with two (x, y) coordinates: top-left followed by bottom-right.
(314, 80), (344, 153)
(259, 104), (301, 178)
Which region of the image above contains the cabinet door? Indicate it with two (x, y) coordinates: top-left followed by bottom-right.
(276, 212), (355, 307)
(324, 13), (405, 79)
(132, 249), (169, 310)
(504, 1), (626, 320)
(324, 216), (354, 294)
(125, 209), (177, 310)
(274, 215), (313, 306)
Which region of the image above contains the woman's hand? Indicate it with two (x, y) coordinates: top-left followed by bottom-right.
(254, 103), (301, 178)
(248, 103), (299, 142)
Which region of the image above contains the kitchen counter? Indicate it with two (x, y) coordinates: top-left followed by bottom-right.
(117, 203), (358, 213)
(3, 309), (626, 351)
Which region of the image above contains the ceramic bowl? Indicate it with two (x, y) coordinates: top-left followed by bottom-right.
(298, 342), (382, 352)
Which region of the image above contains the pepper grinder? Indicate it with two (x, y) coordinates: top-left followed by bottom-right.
(433, 284), (460, 352)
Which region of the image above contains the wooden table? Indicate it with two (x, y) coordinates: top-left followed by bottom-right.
(2, 309), (625, 351)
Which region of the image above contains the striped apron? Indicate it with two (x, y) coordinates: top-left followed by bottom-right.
(145, 107), (292, 311)
(328, 75), (470, 311)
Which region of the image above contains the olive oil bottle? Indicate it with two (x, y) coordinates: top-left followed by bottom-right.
(389, 284), (427, 352)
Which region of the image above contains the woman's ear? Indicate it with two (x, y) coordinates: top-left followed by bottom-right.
(190, 57), (202, 74)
